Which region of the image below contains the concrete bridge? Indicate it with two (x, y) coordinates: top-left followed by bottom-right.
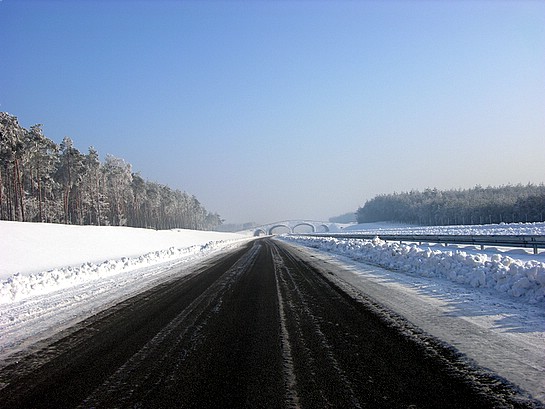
(254, 220), (332, 236)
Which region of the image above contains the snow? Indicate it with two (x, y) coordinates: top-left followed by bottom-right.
(281, 235), (545, 305)
(0, 221), (252, 304)
(0, 220), (249, 279)
(1, 220), (544, 404)
(342, 221), (545, 236)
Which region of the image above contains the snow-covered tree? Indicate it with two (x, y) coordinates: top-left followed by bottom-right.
(356, 185), (545, 225)
(23, 124), (59, 222)
(103, 155), (133, 226)
(0, 112), (223, 230)
(0, 113), (26, 221)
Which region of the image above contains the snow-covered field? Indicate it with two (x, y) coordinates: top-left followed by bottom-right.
(1, 220), (544, 403)
(0, 221), (252, 303)
(342, 221), (545, 236)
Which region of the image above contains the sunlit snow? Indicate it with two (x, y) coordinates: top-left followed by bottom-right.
(284, 225), (545, 305)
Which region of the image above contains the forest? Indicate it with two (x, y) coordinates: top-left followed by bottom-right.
(0, 112), (222, 230)
(356, 184), (545, 226)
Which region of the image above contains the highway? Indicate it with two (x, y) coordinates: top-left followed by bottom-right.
(0, 239), (539, 408)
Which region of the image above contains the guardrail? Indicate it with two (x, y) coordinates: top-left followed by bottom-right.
(295, 233), (545, 254)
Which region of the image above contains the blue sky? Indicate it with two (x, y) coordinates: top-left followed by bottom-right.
(1, 0), (544, 224)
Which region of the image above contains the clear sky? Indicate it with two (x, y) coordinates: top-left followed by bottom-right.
(1, 0), (544, 224)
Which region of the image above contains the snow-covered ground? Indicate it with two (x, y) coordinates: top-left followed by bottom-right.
(279, 221), (545, 404)
(285, 222), (545, 305)
(1, 220), (544, 403)
(342, 221), (545, 236)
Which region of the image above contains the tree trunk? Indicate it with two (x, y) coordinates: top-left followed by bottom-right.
(14, 158), (25, 222)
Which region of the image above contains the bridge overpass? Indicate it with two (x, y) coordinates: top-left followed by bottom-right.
(253, 220), (333, 236)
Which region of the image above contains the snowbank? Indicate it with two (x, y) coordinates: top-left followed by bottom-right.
(0, 240), (242, 304)
(281, 235), (545, 305)
(0, 221), (249, 304)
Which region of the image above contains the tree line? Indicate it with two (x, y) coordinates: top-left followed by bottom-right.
(0, 112), (222, 230)
(356, 184), (545, 226)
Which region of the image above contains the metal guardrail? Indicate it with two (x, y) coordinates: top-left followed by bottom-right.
(295, 233), (545, 254)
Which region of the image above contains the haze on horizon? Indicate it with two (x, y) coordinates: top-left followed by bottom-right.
(1, 0), (544, 225)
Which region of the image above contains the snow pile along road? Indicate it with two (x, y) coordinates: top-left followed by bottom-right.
(0, 240), (238, 304)
(282, 235), (545, 305)
(0, 221), (250, 304)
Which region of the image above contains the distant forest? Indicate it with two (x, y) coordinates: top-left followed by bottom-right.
(356, 184), (545, 226)
(0, 112), (222, 230)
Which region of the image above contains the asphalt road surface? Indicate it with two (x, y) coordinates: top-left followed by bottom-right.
(0, 238), (540, 408)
